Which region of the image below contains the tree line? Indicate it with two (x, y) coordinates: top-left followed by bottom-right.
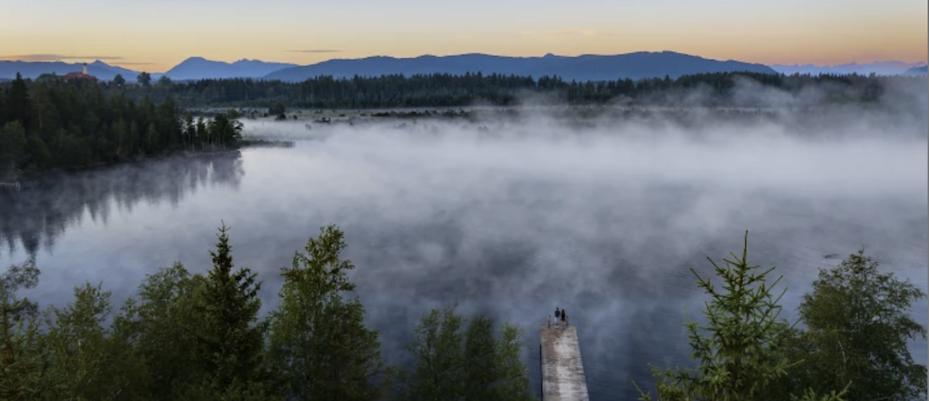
(0, 73), (244, 178)
(96, 71), (921, 109)
(2, 226), (925, 401)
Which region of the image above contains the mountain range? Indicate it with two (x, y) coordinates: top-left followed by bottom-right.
(769, 61), (927, 76)
(0, 52), (925, 83)
(0, 60), (142, 81)
(263, 51), (776, 82)
(164, 57), (297, 80)
(905, 65), (928, 75)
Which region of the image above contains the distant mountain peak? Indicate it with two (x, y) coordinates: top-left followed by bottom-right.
(264, 51), (778, 82)
(164, 57), (298, 80)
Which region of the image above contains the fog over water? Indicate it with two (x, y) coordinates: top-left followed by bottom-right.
(1, 89), (927, 399)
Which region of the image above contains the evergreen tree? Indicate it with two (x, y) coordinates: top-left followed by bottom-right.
(397, 304), (536, 401)
(4, 73), (30, 130)
(0, 121), (26, 176)
(634, 231), (849, 401)
(137, 72), (152, 87)
(186, 223), (269, 398)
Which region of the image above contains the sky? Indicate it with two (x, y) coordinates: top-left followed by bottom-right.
(0, 0), (926, 72)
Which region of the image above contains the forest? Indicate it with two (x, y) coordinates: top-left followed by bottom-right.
(115, 71), (922, 109)
(0, 71), (924, 178)
(10, 70), (927, 110)
(0, 73), (243, 178)
(1, 225), (925, 401)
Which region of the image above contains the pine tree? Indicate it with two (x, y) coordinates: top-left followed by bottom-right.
(396, 304), (536, 401)
(634, 231), (849, 401)
(187, 223), (268, 398)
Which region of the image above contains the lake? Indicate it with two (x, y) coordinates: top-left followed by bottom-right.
(2, 113), (927, 400)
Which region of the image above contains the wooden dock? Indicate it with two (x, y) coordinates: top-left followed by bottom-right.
(540, 324), (589, 401)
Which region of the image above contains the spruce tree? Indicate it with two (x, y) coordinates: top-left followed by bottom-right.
(634, 231), (848, 401)
(188, 223), (268, 398)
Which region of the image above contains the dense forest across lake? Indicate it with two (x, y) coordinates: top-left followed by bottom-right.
(0, 74), (244, 177)
(8, 70), (928, 109)
(0, 71), (925, 177)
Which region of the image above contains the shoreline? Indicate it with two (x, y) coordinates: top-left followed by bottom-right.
(0, 138), (293, 186)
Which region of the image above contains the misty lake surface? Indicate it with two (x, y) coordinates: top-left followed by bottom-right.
(2, 116), (927, 400)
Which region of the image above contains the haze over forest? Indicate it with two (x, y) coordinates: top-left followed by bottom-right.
(1, 1), (927, 400)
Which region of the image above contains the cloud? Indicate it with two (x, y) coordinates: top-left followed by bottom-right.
(286, 49), (341, 53)
(520, 29), (618, 38)
(0, 54), (124, 62)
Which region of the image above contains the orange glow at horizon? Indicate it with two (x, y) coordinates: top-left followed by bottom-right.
(0, 0), (925, 72)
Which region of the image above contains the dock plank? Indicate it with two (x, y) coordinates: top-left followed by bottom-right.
(540, 325), (589, 401)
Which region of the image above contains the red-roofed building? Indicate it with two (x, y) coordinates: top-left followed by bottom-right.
(64, 63), (98, 82)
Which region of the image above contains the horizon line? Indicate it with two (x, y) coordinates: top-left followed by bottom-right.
(2, 50), (927, 75)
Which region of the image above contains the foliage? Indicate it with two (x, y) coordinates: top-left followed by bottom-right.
(396, 304), (536, 401)
(634, 231), (848, 401)
(184, 223), (272, 399)
(0, 121), (26, 176)
(267, 224), (386, 401)
(0, 74), (244, 175)
(4, 225), (922, 401)
(137, 72), (152, 87)
(0, 258), (58, 400)
(782, 251), (927, 401)
(43, 282), (150, 401)
(71, 71), (925, 109)
(126, 262), (202, 400)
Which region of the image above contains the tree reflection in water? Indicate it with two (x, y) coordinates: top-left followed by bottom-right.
(0, 151), (244, 259)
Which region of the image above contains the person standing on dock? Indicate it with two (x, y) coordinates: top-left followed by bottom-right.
(555, 307), (561, 323)
(561, 309), (567, 329)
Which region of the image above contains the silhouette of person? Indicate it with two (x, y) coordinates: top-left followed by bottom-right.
(555, 307), (561, 321)
(561, 309), (567, 328)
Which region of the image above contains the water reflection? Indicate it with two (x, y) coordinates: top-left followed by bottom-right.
(0, 137), (925, 401)
(0, 151), (244, 259)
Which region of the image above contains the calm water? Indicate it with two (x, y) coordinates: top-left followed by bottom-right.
(1, 118), (927, 400)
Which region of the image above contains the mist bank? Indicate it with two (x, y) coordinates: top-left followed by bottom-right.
(1, 86), (926, 400)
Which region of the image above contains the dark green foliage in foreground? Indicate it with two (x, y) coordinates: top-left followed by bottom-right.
(1, 227), (925, 400)
(0, 224), (537, 400)
(637, 233), (928, 401)
(777, 251), (927, 401)
(0, 258), (58, 400)
(635, 231), (849, 401)
(395, 304), (536, 401)
(0, 73), (244, 177)
(94, 71), (923, 109)
(181, 223), (272, 399)
(267, 225), (386, 401)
